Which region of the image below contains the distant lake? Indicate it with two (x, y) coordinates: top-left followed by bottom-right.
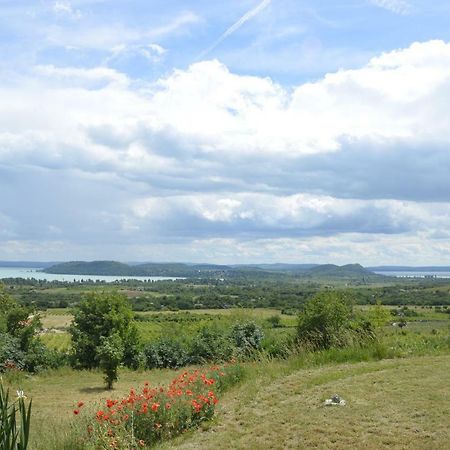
(375, 271), (450, 278)
(0, 267), (182, 282)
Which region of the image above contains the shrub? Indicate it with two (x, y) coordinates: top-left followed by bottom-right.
(0, 334), (25, 373)
(189, 326), (234, 364)
(297, 291), (375, 350)
(266, 315), (283, 328)
(143, 339), (190, 369)
(230, 321), (264, 357)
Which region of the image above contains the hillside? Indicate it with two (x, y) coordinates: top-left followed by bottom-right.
(302, 263), (384, 280)
(43, 260), (385, 281)
(170, 355), (450, 450)
(43, 260), (138, 276)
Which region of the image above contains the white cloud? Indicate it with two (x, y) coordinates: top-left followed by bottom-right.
(369, 0), (411, 15)
(53, 0), (82, 19)
(1, 40), (450, 262)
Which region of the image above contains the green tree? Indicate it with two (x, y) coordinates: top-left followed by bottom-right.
(70, 291), (139, 370)
(98, 334), (124, 390)
(297, 291), (373, 350)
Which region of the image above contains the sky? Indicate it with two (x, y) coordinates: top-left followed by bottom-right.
(1, 0), (450, 265)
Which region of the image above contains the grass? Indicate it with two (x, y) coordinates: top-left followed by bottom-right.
(164, 355), (450, 450)
(3, 367), (189, 450)
(4, 327), (448, 450)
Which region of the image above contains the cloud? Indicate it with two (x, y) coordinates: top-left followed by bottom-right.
(53, 0), (82, 19)
(198, 0), (272, 59)
(369, 0), (411, 15)
(1, 40), (450, 262)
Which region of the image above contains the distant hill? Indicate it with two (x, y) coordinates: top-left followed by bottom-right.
(303, 263), (384, 280)
(0, 261), (58, 268)
(43, 261), (138, 276)
(43, 260), (385, 281)
(231, 263), (318, 272)
(44, 261), (232, 277)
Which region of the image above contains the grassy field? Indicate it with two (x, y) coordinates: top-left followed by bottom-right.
(164, 355), (450, 450)
(4, 367), (186, 450)
(7, 346), (449, 450)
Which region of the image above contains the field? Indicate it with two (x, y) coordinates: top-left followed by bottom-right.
(5, 338), (450, 449)
(167, 355), (450, 450)
(3, 281), (450, 449)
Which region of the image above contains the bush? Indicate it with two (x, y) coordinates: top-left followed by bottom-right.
(0, 334), (24, 373)
(143, 339), (190, 369)
(189, 326), (234, 364)
(230, 321), (264, 357)
(297, 291), (375, 350)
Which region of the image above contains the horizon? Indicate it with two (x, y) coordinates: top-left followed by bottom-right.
(1, 1), (450, 265)
(2, 260), (450, 269)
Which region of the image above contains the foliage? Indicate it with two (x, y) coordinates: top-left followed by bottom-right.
(0, 333), (25, 372)
(143, 339), (190, 370)
(98, 334), (124, 390)
(266, 315), (282, 328)
(367, 300), (392, 328)
(0, 381), (32, 450)
(70, 291), (139, 370)
(189, 326), (234, 364)
(230, 321), (264, 356)
(74, 364), (244, 449)
(297, 291), (375, 350)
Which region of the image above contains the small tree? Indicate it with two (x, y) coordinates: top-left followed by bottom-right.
(70, 291), (139, 370)
(98, 334), (124, 390)
(297, 291), (373, 350)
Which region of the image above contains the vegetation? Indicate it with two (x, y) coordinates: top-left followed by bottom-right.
(1, 271), (450, 449)
(0, 380), (32, 450)
(70, 291), (140, 387)
(296, 291), (375, 350)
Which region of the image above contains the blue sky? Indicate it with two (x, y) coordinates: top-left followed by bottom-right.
(1, 0), (450, 264)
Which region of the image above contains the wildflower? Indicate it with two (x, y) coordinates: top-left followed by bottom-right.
(138, 440), (145, 447)
(16, 389), (27, 399)
(73, 409), (80, 415)
(165, 402), (172, 410)
(77, 401), (84, 408)
(151, 402), (160, 412)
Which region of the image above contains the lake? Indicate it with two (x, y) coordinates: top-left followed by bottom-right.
(0, 267), (182, 282)
(375, 271), (450, 278)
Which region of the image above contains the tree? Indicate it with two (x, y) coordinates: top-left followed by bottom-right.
(70, 291), (139, 370)
(297, 291), (374, 350)
(98, 334), (124, 390)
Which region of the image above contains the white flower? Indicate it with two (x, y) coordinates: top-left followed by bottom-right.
(16, 389), (27, 399)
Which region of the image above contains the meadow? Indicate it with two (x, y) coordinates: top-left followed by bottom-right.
(2, 302), (447, 449)
(2, 277), (450, 450)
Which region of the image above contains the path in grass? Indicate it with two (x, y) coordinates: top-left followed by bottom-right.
(166, 355), (450, 450)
